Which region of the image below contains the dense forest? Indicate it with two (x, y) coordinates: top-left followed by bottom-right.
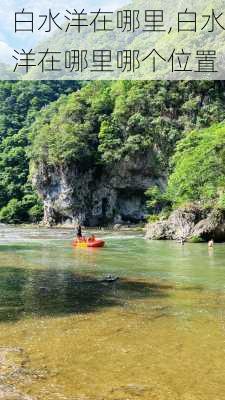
(0, 80), (225, 224)
(0, 81), (79, 223)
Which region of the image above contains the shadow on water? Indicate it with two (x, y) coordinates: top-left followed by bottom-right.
(0, 267), (173, 323)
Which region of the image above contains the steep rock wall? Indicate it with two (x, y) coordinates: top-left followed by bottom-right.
(33, 155), (166, 226)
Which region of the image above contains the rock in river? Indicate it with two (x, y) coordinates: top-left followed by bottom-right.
(145, 205), (225, 242)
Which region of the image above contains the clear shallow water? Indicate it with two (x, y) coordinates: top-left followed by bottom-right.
(0, 225), (225, 400)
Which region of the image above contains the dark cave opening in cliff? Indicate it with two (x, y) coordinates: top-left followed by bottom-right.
(102, 197), (109, 219)
(116, 188), (147, 224)
(96, 197), (111, 227)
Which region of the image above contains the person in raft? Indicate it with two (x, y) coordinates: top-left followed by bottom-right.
(76, 224), (82, 239)
(88, 234), (95, 242)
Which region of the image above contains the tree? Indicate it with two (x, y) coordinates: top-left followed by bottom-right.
(167, 123), (225, 208)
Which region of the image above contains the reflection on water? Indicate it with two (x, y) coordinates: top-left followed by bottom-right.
(0, 267), (172, 323)
(0, 225), (225, 399)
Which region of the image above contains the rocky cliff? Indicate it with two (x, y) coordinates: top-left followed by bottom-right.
(33, 154), (166, 226)
(145, 205), (225, 242)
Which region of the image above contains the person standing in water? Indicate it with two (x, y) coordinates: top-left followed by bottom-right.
(208, 239), (214, 248)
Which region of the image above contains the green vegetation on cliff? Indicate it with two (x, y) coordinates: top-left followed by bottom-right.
(167, 123), (225, 208)
(30, 81), (225, 166)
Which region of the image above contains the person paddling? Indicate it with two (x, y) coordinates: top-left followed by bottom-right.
(76, 224), (82, 239)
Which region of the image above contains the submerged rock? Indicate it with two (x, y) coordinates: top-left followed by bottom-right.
(0, 385), (33, 400)
(0, 346), (47, 400)
(145, 206), (225, 242)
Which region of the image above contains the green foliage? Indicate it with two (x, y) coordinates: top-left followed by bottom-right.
(28, 204), (44, 223)
(30, 83), (113, 167)
(145, 186), (171, 214)
(0, 192), (43, 224)
(30, 81), (225, 171)
(101, 81), (225, 169)
(217, 190), (225, 210)
(98, 81), (183, 167)
(147, 215), (160, 223)
(145, 186), (163, 209)
(167, 123), (225, 207)
(0, 199), (25, 224)
(188, 236), (204, 243)
(0, 80), (79, 223)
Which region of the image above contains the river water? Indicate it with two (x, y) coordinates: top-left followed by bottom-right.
(0, 225), (225, 400)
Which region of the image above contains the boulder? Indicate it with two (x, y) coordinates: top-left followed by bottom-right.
(113, 224), (122, 231)
(193, 209), (225, 241)
(145, 221), (170, 240)
(145, 206), (225, 242)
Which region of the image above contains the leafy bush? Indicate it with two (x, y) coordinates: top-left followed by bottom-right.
(217, 190), (225, 210)
(0, 199), (25, 223)
(188, 236), (204, 243)
(147, 215), (160, 223)
(28, 204), (43, 223)
(145, 186), (171, 214)
(0, 193), (43, 224)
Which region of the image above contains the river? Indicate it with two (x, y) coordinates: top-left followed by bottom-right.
(0, 225), (225, 400)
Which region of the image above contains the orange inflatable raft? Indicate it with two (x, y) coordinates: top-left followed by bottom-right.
(72, 237), (105, 248)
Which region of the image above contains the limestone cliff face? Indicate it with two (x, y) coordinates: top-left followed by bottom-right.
(33, 155), (166, 226)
